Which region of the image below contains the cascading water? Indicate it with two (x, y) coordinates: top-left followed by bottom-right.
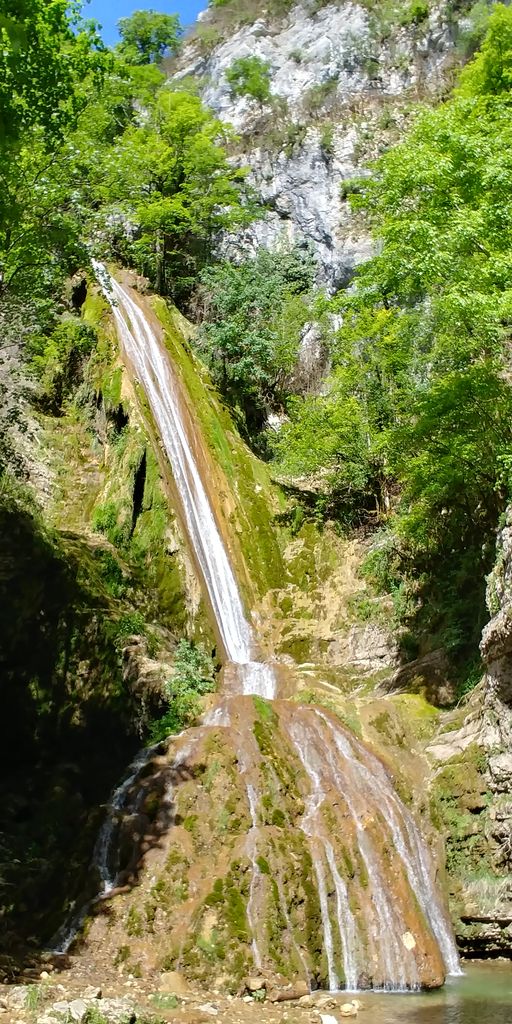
(49, 743), (163, 953)
(246, 783), (264, 969)
(93, 261), (276, 701)
(67, 265), (461, 992)
(285, 706), (461, 988)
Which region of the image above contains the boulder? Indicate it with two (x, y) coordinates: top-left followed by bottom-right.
(244, 976), (267, 992)
(267, 979), (309, 1002)
(1, 986), (32, 1010)
(159, 971), (193, 996)
(340, 1001), (359, 1017)
(381, 649), (456, 707)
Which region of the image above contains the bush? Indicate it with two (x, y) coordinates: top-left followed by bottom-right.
(30, 319), (96, 414)
(196, 245), (317, 439)
(225, 56), (272, 104)
(149, 639), (216, 739)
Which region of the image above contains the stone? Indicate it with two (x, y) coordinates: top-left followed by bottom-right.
(90, 998), (136, 1023)
(267, 980), (309, 1002)
(159, 970), (193, 996)
(82, 986), (102, 1000)
(319, 1014), (339, 1024)
(2, 986), (32, 1010)
(402, 931), (416, 951)
(312, 995), (337, 1009)
(198, 1004), (219, 1016)
(67, 999), (89, 1022)
(245, 976), (267, 992)
(38, 1000), (136, 1024)
(340, 1001), (359, 1017)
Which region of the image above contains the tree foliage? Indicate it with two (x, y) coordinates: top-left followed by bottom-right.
(150, 640), (216, 738)
(0, 0), (106, 153)
(197, 245), (316, 434)
(117, 9), (182, 65)
(101, 88), (253, 297)
(273, 4), (512, 663)
(226, 56), (272, 104)
(0, 3), (251, 304)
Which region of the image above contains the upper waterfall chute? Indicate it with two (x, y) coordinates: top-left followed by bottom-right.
(93, 262), (276, 698)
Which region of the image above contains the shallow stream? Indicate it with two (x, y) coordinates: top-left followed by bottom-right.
(356, 962), (512, 1024)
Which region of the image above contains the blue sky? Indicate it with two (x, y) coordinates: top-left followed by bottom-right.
(83, 0), (206, 44)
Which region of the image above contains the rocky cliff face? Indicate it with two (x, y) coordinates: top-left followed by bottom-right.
(174, 1), (461, 288)
(424, 512), (512, 957)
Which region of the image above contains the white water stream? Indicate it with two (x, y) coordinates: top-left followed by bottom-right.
(93, 262), (276, 700)
(246, 783), (264, 969)
(287, 709), (461, 989)
(50, 742), (163, 953)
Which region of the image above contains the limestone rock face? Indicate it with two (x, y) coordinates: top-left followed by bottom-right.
(480, 507), (512, 853)
(173, 2), (456, 289)
(427, 508), (512, 957)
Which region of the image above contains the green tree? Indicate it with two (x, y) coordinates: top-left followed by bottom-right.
(100, 89), (253, 297)
(0, 0), (106, 153)
(0, 1), (111, 297)
(197, 246), (316, 435)
(117, 9), (182, 65)
(273, 4), (512, 666)
(457, 2), (512, 95)
(226, 56), (272, 104)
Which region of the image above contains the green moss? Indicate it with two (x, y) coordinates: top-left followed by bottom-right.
(256, 856), (270, 874)
(151, 295), (297, 602)
(252, 695), (278, 725)
(205, 878), (225, 907)
(430, 744), (489, 879)
(341, 846), (355, 879)
(126, 906), (143, 937)
(197, 929), (226, 961)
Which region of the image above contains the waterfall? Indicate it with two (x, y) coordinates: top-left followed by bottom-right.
(246, 783), (264, 969)
(49, 742), (163, 953)
(285, 707), (461, 988)
(77, 265), (461, 992)
(93, 261), (276, 700)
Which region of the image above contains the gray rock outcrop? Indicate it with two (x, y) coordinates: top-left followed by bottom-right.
(173, 1), (458, 289)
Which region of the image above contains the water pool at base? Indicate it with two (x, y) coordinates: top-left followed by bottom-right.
(357, 963), (512, 1024)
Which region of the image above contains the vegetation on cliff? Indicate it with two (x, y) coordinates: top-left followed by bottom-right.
(270, 4), (512, 675)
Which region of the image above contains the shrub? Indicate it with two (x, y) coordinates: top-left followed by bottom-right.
(225, 56), (272, 103)
(149, 639), (216, 739)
